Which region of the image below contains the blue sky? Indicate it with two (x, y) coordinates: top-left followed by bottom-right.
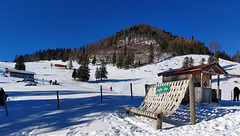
(1, 0), (240, 61)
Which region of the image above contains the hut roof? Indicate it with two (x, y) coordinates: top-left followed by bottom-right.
(158, 63), (228, 76)
(6, 68), (36, 75)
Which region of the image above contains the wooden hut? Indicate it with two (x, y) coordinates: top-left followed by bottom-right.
(5, 68), (36, 79)
(158, 63), (228, 104)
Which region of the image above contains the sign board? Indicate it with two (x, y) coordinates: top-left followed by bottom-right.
(156, 85), (169, 93)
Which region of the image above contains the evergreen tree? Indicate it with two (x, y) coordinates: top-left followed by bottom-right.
(124, 54), (131, 69)
(124, 44), (127, 57)
(77, 63), (90, 82)
(15, 55), (26, 71)
(189, 57), (194, 67)
(95, 67), (100, 80)
(182, 57), (194, 68)
(182, 57), (190, 68)
(92, 55), (97, 65)
(232, 50), (240, 63)
(117, 54), (124, 68)
(78, 54), (89, 65)
(208, 55), (215, 64)
(148, 43), (154, 64)
(99, 64), (108, 80)
(130, 52), (135, 66)
(72, 68), (77, 79)
(200, 58), (206, 65)
(112, 51), (117, 65)
(62, 52), (68, 62)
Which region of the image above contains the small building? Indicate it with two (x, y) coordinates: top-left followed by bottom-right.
(5, 68), (36, 79)
(158, 63), (228, 104)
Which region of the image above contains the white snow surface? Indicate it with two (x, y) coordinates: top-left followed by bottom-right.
(0, 54), (240, 136)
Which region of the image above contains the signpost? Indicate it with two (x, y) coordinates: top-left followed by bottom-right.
(156, 85), (169, 93)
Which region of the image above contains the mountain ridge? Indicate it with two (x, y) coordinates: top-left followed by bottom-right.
(19, 23), (231, 64)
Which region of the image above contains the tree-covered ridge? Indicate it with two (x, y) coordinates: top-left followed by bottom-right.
(19, 23), (233, 64)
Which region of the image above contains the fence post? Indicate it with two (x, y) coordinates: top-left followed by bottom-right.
(100, 85), (103, 102)
(145, 84), (148, 96)
(189, 77), (196, 125)
(3, 94), (8, 116)
(57, 91), (60, 108)
(156, 113), (163, 130)
(130, 83), (133, 99)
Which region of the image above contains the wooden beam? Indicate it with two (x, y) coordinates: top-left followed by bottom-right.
(189, 77), (196, 125)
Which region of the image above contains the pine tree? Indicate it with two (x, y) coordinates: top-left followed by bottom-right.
(189, 57), (194, 67)
(124, 44), (127, 57)
(124, 54), (131, 69)
(117, 54), (124, 68)
(95, 67), (100, 80)
(15, 55), (26, 71)
(112, 51), (116, 65)
(182, 57), (190, 68)
(92, 55), (96, 65)
(99, 64), (108, 80)
(208, 55), (217, 64)
(200, 58), (206, 65)
(77, 63), (90, 82)
(72, 68), (77, 79)
(148, 43), (154, 64)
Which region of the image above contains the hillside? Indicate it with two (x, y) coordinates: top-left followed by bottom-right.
(1, 54), (240, 135)
(20, 24), (220, 64)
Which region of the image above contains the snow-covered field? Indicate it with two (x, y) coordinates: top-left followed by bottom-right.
(0, 54), (240, 136)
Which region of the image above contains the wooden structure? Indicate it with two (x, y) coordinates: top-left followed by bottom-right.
(125, 79), (194, 130)
(5, 68), (36, 79)
(158, 63), (228, 103)
(54, 64), (67, 68)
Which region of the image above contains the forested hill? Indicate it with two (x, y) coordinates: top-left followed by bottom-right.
(19, 23), (231, 64)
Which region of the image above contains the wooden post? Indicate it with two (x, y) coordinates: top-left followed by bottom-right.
(189, 77), (196, 125)
(130, 83), (133, 99)
(145, 84), (148, 96)
(3, 94), (8, 116)
(100, 85), (103, 102)
(217, 75), (220, 101)
(201, 72), (203, 103)
(56, 91), (60, 108)
(156, 113), (163, 130)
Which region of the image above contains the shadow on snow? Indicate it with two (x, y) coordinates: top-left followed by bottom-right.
(0, 91), (143, 135)
(88, 78), (141, 83)
(0, 91), (239, 134)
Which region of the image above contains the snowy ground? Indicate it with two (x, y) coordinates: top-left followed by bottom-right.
(0, 54), (240, 136)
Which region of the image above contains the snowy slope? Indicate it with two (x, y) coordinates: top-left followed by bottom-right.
(0, 54), (240, 136)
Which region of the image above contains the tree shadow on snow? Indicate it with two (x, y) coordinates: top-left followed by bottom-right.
(88, 78), (141, 83)
(222, 64), (237, 71)
(0, 90), (143, 135)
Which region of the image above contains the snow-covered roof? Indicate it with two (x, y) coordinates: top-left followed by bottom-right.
(6, 68), (36, 75)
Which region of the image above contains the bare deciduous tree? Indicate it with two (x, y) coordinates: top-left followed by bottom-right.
(207, 41), (221, 55)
